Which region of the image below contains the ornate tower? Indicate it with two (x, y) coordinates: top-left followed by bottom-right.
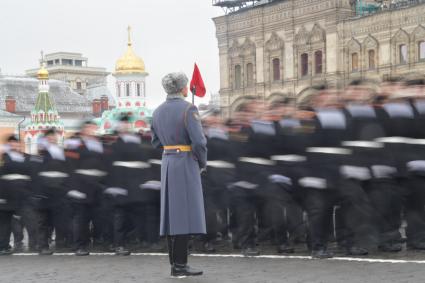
(113, 26), (149, 108)
(24, 52), (64, 153)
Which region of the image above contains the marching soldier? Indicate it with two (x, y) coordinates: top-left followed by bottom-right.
(151, 72), (207, 277)
(0, 135), (32, 255)
(201, 111), (235, 253)
(32, 129), (72, 255)
(105, 116), (152, 255)
(65, 122), (108, 256)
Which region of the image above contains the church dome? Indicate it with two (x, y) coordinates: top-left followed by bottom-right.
(37, 64), (49, 80)
(115, 27), (146, 75)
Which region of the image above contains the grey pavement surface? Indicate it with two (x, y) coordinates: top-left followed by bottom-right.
(1, 254), (425, 283)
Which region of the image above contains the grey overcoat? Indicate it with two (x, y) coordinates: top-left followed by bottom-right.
(151, 95), (207, 236)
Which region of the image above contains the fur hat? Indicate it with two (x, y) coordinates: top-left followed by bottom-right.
(162, 72), (188, 95)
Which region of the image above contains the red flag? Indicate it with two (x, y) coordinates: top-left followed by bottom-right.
(190, 63), (206, 98)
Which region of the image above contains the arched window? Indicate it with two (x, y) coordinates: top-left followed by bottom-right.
(272, 58), (280, 81)
(352, 53), (359, 72)
(126, 83), (130, 97)
(399, 44), (408, 64)
(419, 41), (425, 61)
(117, 84), (120, 97)
(301, 53), (308, 77)
(246, 63), (254, 87)
(314, 50), (323, 74)
(368, 50), (376, 69)
(235, 65), (242, 89)
(137, 83), (141, 96)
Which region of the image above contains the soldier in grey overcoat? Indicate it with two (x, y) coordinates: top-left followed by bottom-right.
(151, 72), (207, 278)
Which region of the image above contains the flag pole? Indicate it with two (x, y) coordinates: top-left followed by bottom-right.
(192, 86), (195, 105)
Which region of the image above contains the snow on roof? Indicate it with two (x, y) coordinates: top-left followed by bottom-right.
(0, 76), (92, 114)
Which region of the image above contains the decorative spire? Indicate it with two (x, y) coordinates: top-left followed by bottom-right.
(40, 50), (44, 66)
(127, 25), (132, 46)
(37, 50), (49, 80)
(114, 26), (146, 74)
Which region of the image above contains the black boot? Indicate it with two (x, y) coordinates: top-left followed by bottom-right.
(242, 246), (260, 256)
(346, 246), (368, 256)
(277, 243), (295, 254)
(39, 248), (54, 256)
(379, 242), (402, 252)
(171, 264), (203, 278)
(0, 246), (13, 256)
(311, 248), (333, 259)
(115, 246), (131, 256)
(75, 248), (90, 256)
(202, 241), (216, 253)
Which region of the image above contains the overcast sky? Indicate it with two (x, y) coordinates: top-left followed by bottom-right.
(0, 0), (223, 107)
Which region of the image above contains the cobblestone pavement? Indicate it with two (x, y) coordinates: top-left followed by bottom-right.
(1, 251), (425, 283)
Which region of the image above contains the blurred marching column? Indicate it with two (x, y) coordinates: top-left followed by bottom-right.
(341, 80), (402, 252)
(104, 116), (152, 255)
(64, 122), (109, 256)
(200, 111), (235, 253)
(139, 131), (162, 250)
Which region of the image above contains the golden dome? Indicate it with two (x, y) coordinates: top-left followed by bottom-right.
(37, 63), (49, 80)
(115, 26), (146, 74)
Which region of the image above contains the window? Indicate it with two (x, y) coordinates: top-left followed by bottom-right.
(126, 83), (130, 96)
(62, 59), (73, 65)
(419, 41), (425, 61)
(301, 53), (309, 77)
(75, 60), (83, 66)
(272, 58), (280, 81)
(314, 51), (323, 74)
(76, 82), (82, 90)
(54, 59), (60, 64)
(137, 83), (141, 96)
(368, 50), (376, 69)
(117, 84), (121, 97)
(351, 53), (359, 72)
(47, 60), (54, 66)
(246, 63), (254, 87)
(399, 44), (408, 64)
(235, 65), (242, 89)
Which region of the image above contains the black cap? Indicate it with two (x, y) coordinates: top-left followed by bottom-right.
(6, 134), (18, 142)
(44, 128), (57, 137)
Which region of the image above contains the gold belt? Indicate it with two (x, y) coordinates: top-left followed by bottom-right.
(163, 145), (192, 152)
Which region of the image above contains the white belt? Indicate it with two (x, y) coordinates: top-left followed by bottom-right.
(207, 160), (235, 169)
(140, 181), (161, 190)
(298, 177), (327, 189)
(75, 169), (108, 177)
(238, 157), (276, 166)
(307, 147), (352, 155)
(38, 171), (69, 178)
(375, 137), (411, 144)
(407, 160), (425, 172)
(67, 190), (87, 200)
(232, 181), (259, 190)
(340, 165), (371, 181)
(0, 199), (7, 204)
(271, 155), (306, 162)
(268, 174), (292, 186)
(113, 161), (151, 169)
(406, 139), (425, 145)
(104, 187), (128, 196)
(342, 141), (383, 149)
(1, 174), (31, 181)
(371, 165), (397, 179)
(148, 159), (162, 165)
